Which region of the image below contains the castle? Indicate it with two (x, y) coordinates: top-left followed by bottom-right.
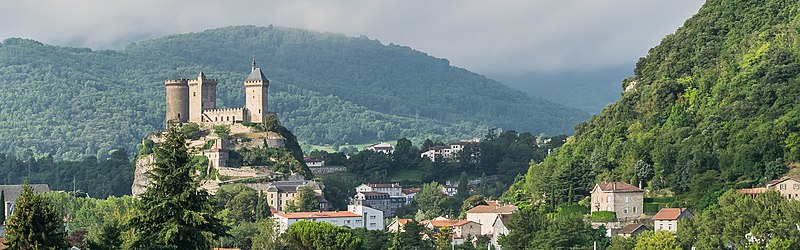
(165, 58), (270, 124)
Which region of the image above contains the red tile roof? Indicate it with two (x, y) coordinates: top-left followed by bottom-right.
(465, 204), (517, 214)
(651, 208), (691, 221)
(595, 182), (643, 193)
(422, 219), (477, 227)
(619, 223), (650, 235)
(275, 211), (360, 219)
(395, 218), (413, 225)
(766, 176), (800, 187)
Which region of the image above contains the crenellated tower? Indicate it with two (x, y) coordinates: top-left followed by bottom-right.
(188, 72), (218, 122)
(244, 58), (270, 123)
(165, 78), (189, 123)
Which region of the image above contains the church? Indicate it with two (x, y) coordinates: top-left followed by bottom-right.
(165, 58), (270, 125)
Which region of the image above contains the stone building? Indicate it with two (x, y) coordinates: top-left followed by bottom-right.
(590, 182), (644, 221)
(264, 180), (328, 212)
(165, 58), (269, 125)
(652, 208), (692, 232)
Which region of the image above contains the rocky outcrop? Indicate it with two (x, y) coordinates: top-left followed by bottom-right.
(131, 155), (154, 197)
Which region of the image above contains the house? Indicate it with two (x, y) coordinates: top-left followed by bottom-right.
(420, 140), (477, 161)
(273, 211), (363, 233)
(355, 183), (402, 197)
(422, 217), (482, 245)
(652, 208), (692, 232)
(465, 201), (517, 235)
(0, 184), (50, 217)
(401, 188), (422, 204)
(618, 223), (650, 238)
(491, 214), (511, 249)
(273, 204), (382, 233)
(440, 181), (458, 197)
(303, 157), (325, 167)
(766, 176), (800, 200)
(347, 204), (385, 231)
(264, 180), (327, 212)
(352, 192), (406, 217)
(388, 218), (414, 232)
(590, 182), (644, 221)
(366, 142), (395, 154)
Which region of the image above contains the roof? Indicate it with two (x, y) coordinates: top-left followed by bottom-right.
(619, 224), (650, 235)
(0, 184), (50, 202)
(365, 183), (401, 188)
(266, 180), (320, 192)
(423, 219), (477, 228)
(594, 182), (643, 193)
(465, 204), (517, 214)
(198, 71), (206, 79)
(303, 157), (323, 163)
(368, 143), (394, 149)
(274, 211), (360, 219)
(766, 176), (800, 187)
(402, 188), (422, 195)
(245, 68), (269, 82)
(394, 218), (413, 225)
(492, 214), (512, 228)
(651, 208), (691, 221)
(358, 192), (391, 199)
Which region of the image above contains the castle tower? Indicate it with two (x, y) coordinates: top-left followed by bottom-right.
(244, 58), (270, 123)
(165, 78), (189, 123)
(188, 71), (218, 122)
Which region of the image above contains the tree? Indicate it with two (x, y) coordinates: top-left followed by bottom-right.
(434, 226), (453, 250)
(459, 195), (487, 218)
(213, 124), (231, 140)
(389, 220), (433, 250)
(85, 220), (124, 250)
(226, 189), (258, 222)
(285, 220), (361, 250)
(285, 186), (320, 212)
(456, 171), (469, 198)
(415, 182), (446, 219)
(607, 236), (636, 250)
(180, 122), (202, 140)
(498, 207), (547, 249)
(352, 228), (390, 250)
(251, 219), (284, 250)
(634, 231), (680, 250)
(5, 182), (68, 249)
(126, 125), (229, 249)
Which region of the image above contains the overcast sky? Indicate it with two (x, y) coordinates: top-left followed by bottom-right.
(0, 1), (703, 75)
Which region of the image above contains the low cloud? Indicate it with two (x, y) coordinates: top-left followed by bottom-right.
(0, 0), (703, 74)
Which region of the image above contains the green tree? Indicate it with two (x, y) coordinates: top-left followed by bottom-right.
(226, 188), (258, 222)
(607, 236), (636, 250)
(5, 182), (68, 249)
(126, 125), (229, 249)
(285, 220), (361, 250)
(251, 219), (284, 250)
(415, 182), (446, 220)
(180, 122), (202, 140)
(634, 231), (680, 250)
(285, 186), (320, 212)
(85, 220), (124, 250)
(352, 228), (390, 250)
(434, 226), (453, 250)
(456, 172), (469, 198)
(389, 220), (433, 250)
(459, 195), (486, 219)
(498, 207), (547, 249)
(213, 124), (231, 140)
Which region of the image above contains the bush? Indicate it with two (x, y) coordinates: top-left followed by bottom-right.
(644, 203), (661, 215)
(591, 211), (616, 222)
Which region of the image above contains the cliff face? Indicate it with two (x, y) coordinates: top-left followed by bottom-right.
(131, 155), (154, 197)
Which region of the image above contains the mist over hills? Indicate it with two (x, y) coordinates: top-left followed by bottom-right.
(0, 25), (587, 159)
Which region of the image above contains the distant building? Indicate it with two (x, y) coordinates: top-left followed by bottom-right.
(366, 142), (395, 154)
(273, 204), (382, 233)
(652, 208), (692, 232)
(420, 140), (478, 161)
(401, 188), (422, 204)
(736, 175), (800, 200)
(422, 217), (482, 245)
(265, 180), (327, 212)
(465, 201), (517, 235)
(590, 182), (644, 221)
(356, 183), (402, 197)
(618, 223), (650, 238)
(303, 157), (325, 167)
(440, 181), (458, 197)
(0, 184), (50, 217)
(353, 192), (405, 218)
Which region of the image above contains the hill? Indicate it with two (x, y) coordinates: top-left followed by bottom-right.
(510, 0), (800, 209)
(0, 26), (587, 160)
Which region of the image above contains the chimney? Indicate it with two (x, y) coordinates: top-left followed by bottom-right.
(613, 182), (617, 190)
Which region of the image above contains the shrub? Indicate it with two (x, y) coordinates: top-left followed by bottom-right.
(591, 211), (616, 222)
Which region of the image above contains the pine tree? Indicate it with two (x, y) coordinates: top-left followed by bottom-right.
(5, 182), (68, 249)
(127, 125), (229, 249)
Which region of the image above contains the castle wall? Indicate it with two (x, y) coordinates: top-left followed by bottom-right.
(165, 79), (189, 122)
(245, 81), (268, 123)
(202, 108), (246, 125)
(188, 74), (218, 122)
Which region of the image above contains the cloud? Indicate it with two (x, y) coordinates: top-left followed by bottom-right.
(0, 0), (703, 74)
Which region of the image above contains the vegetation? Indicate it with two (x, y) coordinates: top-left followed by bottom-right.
(284, 185), (321, 212)
(4, 182), (69, 249)
(498, 205), (602, 249)
(512, 0), (800, 210)
(126, 125), (229, 249)
(0, 25), (586, 160)
(284, 220), (361, 250)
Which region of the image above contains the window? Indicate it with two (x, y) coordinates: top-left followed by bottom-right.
(607, 196), (611, 202)
(633, 207), (637, 213)
(780, 184), (787, 190)
(193, 92), (196, 97)
(344, 220), (350, 224)
(370, 216), (376, 219)
(356, 220), (362, 223)
(623, 207), (628, 214)
(625, 196), (629, 203)
(794, 184), (799, 190)
(370, 223), (376, 227)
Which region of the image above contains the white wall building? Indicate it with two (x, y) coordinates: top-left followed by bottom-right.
(355, 183), (403, 197)
(348, 204), (385, 231)
(366, 142), (395, 154)
(273, 204), (384, 233)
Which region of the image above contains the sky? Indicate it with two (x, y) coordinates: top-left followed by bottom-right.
(0, 1), (704, 75)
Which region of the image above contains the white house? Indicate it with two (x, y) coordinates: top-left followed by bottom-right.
(273, 204), (383, 233)
(491, 214), (511, 250)
(355, 183), (403, 197)
(441, 181), (458, 197)
(366, 142), (395, 154)
(420, 141), (476, 161)
(303, 157), (325, 167)
(465, 201), (517, 235)
(348, 204), (385, 231)
(402, 188), (422, 205)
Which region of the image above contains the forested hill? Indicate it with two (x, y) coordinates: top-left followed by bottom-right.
(510, 0), (800, 209)
(0, 26), (586, 160)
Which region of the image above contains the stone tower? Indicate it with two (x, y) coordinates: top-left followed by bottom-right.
(244, 58), (269, 123)
(165, 78), (189, 123)
(188, 72), (218, 122)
